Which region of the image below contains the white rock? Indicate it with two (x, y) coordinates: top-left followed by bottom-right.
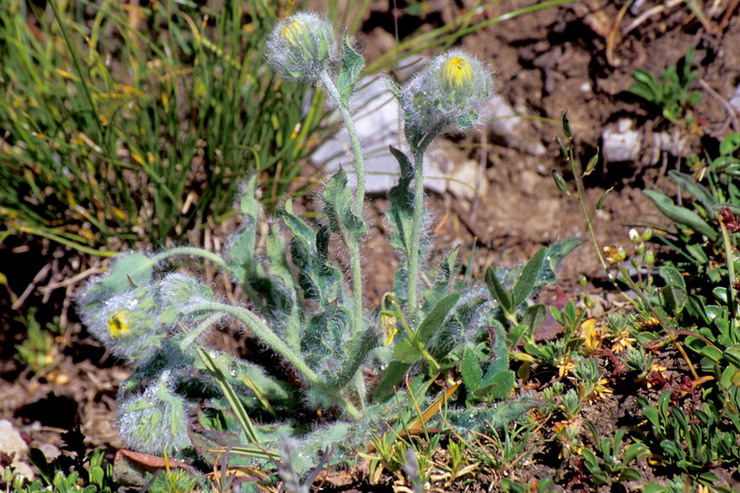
(485, 94), (547, 156)
(602, 118), (641, 162)
(311, 57), (544, 196)
(729, 84), (740, 114)
(311, 74), (448, 195)
(0, 419), (34, 480)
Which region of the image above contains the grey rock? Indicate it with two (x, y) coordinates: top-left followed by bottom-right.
(729, 84), (740, 114)
(0, 419), (34, 480)
(485, 94), (547, 156)
(602, 119), (641, 162)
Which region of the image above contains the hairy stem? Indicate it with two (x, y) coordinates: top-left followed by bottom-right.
(318, 70), (366, 216)
(407, 150), (425, 316)
(188, 301), (361, 418)
(150, 247), (226, 267)
(189, 301), (316, 381)
(318, 70), (365, 333)
(179, 313), (224, 351)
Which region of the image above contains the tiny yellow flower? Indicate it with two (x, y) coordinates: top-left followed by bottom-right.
(557, 355), (576, 378)
(588, 378), (613, 401)
(579, 318), (605, 352)
(280, 19), (305, 46)
(441, 56), (473, 88)
(108, 310), (132, 338)
(610, 331), (636, 353)
(380, 312), (398, 346)
(603, 245), (626, 264)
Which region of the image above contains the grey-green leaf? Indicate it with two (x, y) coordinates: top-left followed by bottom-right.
(644, 190), (718, 240)
(512, 248), (548, 307)
(461, 349), (482, 392)
(485, 267), (513, 313)
(337, 36), (365, 104)
(323, 168), (367, 244)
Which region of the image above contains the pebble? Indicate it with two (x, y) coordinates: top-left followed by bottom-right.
(601, 118), (641, 162)
(729, 84), (740, 114)
(0, 419), (34, 480)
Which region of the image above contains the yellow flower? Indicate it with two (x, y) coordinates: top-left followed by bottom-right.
(108, 310), (132, 338)
(380, 312), (398, 346)
(610, 331), (636, 353)
(280, 19), (305, 46)
(441, 57), (473, 88)
(579, 318), (605, 352)
(557, 355), (576, 378)
(589, 378), (613, 401)
(603, 245), (626, 264)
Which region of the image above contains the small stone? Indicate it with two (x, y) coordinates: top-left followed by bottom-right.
(602, 119), (641, 162)
(39, 443), (62, 461)
(729, 84), (740, 114)
(0, 420), (33, 480)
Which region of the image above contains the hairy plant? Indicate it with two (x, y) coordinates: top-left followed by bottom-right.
(77, 11), (578, 484)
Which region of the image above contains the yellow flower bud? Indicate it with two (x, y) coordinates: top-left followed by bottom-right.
(108, 310), (132, 338)
(280, 19), (305, 47)
(441, 57), (473, 88)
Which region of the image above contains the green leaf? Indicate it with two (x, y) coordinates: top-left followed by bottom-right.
(628, 82), (658, 103)
(512, 248), (547, 307)
(644, 189), (718, 240)
(372, 360), (411, 403)
(395, 339), (423, 364)
(461, 348), (482, 392)
(327, 328), (378, 389)
(623, 442), (649, 464)
(595, 187), (613, 210)
(660, 266), (688, 315)
(282, 205), (342, 307)
(80, 253), (154, 310)
(387, 145), (417, 296)
(643, 406), (660, 428)
(723, 346), (740, 367)
(668, 170), (716, 213)
(337, 36), (365, 104)
(618, 468), (642, 482)
(542, 238), (584, 283)
(521, 304), (546, 335)
(720, 133), (740, 155)
(485, 267), (513, 313)
(323, 168), (367, 245)
(227, 176), (261, 284)
(301, 303), (350, 368)
(417, 293), (460, 344)
(475, 370), (515, 400)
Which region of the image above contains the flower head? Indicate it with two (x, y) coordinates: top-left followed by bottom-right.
(400, 50), (492, 151)
(266, 12), (337, 82)
(441, 56), (473, 88)
(108, 310), (132, 338)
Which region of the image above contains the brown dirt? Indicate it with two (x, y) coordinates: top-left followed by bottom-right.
(1, 0), (739, 489)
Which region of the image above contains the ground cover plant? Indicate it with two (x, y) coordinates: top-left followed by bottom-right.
(2, 1), (740, 492)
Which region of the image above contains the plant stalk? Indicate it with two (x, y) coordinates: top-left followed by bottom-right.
(189, 301), (362, 418)
(407, 150), (426, 315)
(318, 70), (365, 333)
(150, 247), (227, 267)
(718, 215), (738, 325)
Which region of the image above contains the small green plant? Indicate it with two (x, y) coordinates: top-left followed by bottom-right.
(76, 11), (579, 482)
(638, 390), (740, 479)
(628, 46), (702, 126)
(14, 309), (63, 375)
(580, 422), (649, 486)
